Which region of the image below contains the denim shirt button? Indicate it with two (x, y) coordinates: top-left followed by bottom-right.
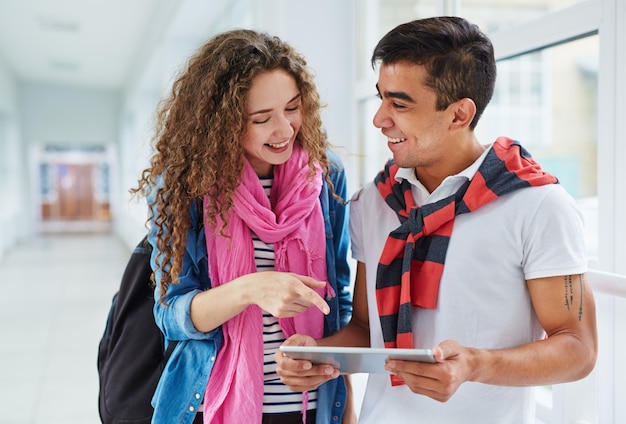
(335, 401), (341, 407)
(189, 406), (195, 412)
(333, 416), (339, 421)
(195, 393), (202, 399)
(210, 356), (216, 362)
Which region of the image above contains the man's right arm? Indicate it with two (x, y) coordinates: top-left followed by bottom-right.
(319, 261), (370, 347)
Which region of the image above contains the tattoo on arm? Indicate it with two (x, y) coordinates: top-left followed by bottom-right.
(563, 274), (584, 320)
(564, 275), (572, 310)
(578, 275), (584, 321)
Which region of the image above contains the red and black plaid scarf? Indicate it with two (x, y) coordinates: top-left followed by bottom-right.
(375, 137), (557, 368)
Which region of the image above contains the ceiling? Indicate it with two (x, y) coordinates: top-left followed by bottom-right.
(0, 0), (181, 90)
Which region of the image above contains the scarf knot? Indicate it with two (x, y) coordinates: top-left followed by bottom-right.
(375, 137), (557, 385)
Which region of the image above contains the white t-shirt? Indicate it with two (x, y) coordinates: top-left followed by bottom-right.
(350, 147), (587, 424)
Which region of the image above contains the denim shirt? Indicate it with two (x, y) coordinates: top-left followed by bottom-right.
(148, 150), (352, 424)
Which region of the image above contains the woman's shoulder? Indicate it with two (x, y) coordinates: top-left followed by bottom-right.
(325, 147), (346, 173)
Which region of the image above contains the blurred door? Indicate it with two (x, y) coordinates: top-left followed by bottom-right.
(36, 144), (113, 233)
(55, 163), (94, 220)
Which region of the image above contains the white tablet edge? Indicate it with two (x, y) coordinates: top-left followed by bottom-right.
(279, 346), (435, 374)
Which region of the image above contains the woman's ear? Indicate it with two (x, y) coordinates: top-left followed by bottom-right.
(449, 98), (476, 130)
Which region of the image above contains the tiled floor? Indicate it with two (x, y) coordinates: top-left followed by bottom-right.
(0, 233), (130, 424)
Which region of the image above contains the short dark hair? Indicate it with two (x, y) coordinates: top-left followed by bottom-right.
(372, 16), (497, 129)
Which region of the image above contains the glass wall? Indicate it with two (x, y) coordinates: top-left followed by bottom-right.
(478, 36), (599, 260)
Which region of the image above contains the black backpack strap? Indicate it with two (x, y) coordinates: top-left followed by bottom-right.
(98, 236), (166, 424)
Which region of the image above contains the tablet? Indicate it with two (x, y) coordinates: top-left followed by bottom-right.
(279, 346), (435, 374)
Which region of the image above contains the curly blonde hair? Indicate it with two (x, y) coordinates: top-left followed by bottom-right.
(132, 29), (335, 300)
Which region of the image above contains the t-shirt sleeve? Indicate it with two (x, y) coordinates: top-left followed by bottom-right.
(522, 185), (588, 280)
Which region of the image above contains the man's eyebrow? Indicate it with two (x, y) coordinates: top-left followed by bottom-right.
(248, 93), (301, 116)
(375, 83), (414, 102)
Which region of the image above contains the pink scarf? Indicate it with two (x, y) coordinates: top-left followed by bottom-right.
(202, 144), (331, 423)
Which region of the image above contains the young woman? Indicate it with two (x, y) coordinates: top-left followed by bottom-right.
(132, 29), (354, 424)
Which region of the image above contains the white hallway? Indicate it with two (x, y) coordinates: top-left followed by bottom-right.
(0, 233), (130, 423)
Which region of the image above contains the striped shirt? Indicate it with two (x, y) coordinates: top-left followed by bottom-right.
(256, 176), (317, 414)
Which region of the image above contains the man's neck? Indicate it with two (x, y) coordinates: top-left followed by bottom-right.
(416, 139), (486, 193)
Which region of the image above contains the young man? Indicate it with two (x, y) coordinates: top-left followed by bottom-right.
(275, 16), (597, 423)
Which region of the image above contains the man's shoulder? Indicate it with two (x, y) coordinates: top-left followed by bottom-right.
(349, 180), (400, 229)
(499, 182), (574, 208)
(350, 180), (380, 203)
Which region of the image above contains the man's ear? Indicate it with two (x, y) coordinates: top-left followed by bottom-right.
(449, 98), (476, 130)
